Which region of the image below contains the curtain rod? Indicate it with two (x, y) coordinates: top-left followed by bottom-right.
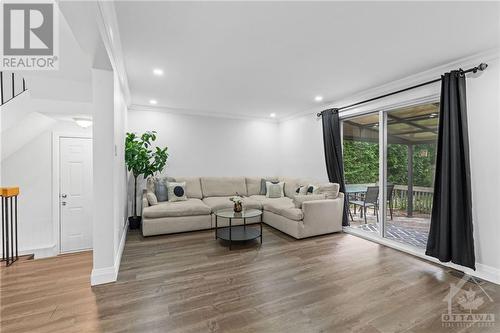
(316, 63), (488, 117)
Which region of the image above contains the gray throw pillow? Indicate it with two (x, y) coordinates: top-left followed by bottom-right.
(260, 178), (279, 195)
(154, 180), (168, 202)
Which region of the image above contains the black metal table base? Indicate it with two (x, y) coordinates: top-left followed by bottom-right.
(2, 195), (19, 266)
(215, 214), (263, 250)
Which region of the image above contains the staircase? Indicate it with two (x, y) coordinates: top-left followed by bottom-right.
(1, 72), (56, 161)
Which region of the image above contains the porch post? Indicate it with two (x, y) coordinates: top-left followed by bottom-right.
(407, 144), (413, 217)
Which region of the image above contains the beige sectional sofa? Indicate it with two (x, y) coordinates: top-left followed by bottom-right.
(141, 176), (344, 239)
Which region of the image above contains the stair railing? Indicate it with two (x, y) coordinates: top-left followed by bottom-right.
(0, 72), (27, 106)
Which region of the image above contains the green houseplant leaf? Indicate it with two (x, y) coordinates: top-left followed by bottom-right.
(125, 131), (169, 219)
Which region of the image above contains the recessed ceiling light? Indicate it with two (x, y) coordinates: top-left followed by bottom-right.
(314, 95), (323, 102)
(149, 99), (158, 105)
(73, 117), (92, 128)
(269, 113), (276, 118)
(153, 68), (164, 76)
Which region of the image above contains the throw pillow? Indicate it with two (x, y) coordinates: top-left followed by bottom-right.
(306, 184), (319, 195)
(260, 178), (279, 195)
(266, 181), (284, 198)
(317, 183), (340, 199)
(167, 182), (187, 202)
(155, 180), (168, 202)
(295, 185), (308, 195)
(146, 192), (158, 206)
(293, 194), (327, 208)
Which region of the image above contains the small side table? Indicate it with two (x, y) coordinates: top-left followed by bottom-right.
(214, 208), (263, 250)
(1, 187), (19, 266)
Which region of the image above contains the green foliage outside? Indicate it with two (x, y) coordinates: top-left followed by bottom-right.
(343, 140), (436, 187)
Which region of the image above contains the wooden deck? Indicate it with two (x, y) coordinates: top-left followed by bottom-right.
(1, 226), (499, 332)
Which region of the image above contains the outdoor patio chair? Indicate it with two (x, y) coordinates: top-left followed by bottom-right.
(387, 184), (394, 220)
(350, 186), (379, 224)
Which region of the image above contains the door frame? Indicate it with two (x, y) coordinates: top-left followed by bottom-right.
(52, 132), (93, 255)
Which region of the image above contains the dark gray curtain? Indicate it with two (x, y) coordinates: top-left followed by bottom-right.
(425, 70), (475, 270)
(322, 109), (349, 226)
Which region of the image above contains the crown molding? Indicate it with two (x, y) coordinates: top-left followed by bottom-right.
(129, 104), (279, 123)
(281, 47), (500, 123)
(95, 1), (132, 106)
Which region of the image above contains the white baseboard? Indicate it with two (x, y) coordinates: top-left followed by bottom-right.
(13, 244), (58, 259)
(344, 227), (500, 285)
(91, 220), (129, 286)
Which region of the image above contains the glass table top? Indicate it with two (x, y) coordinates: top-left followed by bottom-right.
(214, 208), (262, 219)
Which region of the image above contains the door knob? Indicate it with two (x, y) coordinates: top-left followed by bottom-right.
(61, 194), (67, 198)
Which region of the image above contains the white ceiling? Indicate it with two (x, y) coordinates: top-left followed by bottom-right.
(115, 1), (500, 119)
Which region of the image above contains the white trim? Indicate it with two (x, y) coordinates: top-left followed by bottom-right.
(51, 132), (93, 256)
(91, 220), (128, 286)
(95, 1), (132, 106)
(344, 227), (500, 285)
(18, 244), (58, 259)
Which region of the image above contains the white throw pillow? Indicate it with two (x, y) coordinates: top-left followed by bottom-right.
(146, 192), (158, 206)
(266, 181), (284, 198)
(167, 182), (187, 202)
(306, 184), (319, 195)
(295, 185), (308, 196)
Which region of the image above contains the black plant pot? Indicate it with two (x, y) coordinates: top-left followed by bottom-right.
(128, 216), (142, 230)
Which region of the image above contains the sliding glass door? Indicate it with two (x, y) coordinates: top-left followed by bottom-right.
(342, 113), (380, 235)
(383, 103), (439, 248)
(342, 102), (439, 249)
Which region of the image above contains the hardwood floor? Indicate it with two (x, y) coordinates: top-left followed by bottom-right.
(1, 226), (499, 333)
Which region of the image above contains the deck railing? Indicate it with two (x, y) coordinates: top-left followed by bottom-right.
(392, 185), (433, 214)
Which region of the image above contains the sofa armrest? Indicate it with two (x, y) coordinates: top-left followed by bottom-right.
(301, 193), (344, 237)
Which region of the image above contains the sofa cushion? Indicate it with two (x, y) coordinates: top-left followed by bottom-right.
(317, 183), (340, 199)
(246, 177), (262, 196)
(142, 198), (211, 218)
(201, 177), (247, 197)
(263, 199), (303, 221)
(175, 177), (203, 199)
(280, 177), (305, 198)
(203, 196), (262, 212)
(293, 194), (327, 208)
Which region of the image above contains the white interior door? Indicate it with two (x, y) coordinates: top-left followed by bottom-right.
(60, 137), (93, 253)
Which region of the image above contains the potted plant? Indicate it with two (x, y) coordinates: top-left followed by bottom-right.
(125, 131), (168, 229)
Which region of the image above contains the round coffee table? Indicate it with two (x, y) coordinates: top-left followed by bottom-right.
(214, 208), (263, 249)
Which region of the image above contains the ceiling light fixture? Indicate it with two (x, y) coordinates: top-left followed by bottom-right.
(269, 113), (276, 118)
(73, 117), (92, 128)
(314, 95), (323, 102)
(149, 99), (158, 105)
(153, 68), (164, 76)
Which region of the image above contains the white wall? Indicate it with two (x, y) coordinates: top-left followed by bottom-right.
(127, 110), (280, 178)
(1, 121), (91, 257)
(278, 51), (500, 282)
(91, 69), (128, 286)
